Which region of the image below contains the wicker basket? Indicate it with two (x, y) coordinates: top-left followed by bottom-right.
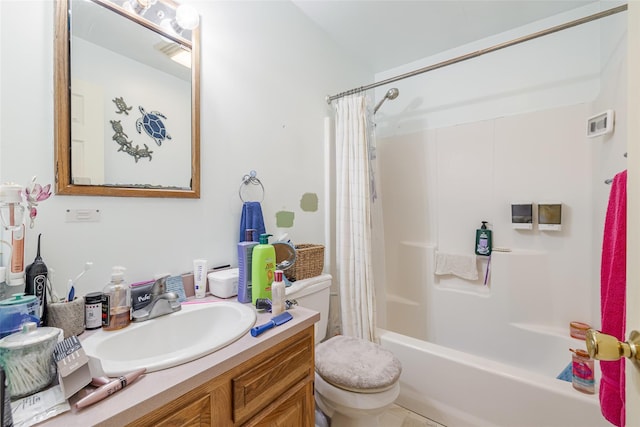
(285, 244), (325, 281)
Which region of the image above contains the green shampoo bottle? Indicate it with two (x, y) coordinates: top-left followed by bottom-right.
(475, 221), (492, 256)
(251, 233), (276, 305)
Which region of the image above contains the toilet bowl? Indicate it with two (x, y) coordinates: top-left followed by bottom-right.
(286, 275), (402, 427)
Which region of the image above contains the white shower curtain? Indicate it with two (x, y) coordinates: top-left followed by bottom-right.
(334, 94), (377, 342)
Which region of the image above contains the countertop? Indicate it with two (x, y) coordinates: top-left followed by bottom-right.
(35, 300), (320, 427)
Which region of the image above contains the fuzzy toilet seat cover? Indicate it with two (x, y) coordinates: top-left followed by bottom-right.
(315, 335), (402, 393)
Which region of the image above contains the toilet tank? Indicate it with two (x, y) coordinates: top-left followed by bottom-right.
(285, 273), (331, 344)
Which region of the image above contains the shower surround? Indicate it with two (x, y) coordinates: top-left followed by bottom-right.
(374, 102), (623, 426)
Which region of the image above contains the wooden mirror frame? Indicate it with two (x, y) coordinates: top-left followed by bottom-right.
(54, 0), (200, 198)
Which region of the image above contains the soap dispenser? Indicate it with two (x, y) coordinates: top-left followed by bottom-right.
(102, 266), (131, 331)
(475, 221), (492, 256)
(251, 233), (276, 305)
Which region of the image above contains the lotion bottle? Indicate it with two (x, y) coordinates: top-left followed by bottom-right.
(271, 270), (285, 315)
(237, 229), (258, 303)
(251, 233), (275, 305)
(102, 266), (131, 331)
(193, 259), (207, 299)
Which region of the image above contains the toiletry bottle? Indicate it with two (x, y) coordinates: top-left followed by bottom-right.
(475, 221), (492, 256)
(9, 224), (25, 287)
(24, 234), (48, 325)
(237, 229), (258, 303)
(102, 266), (131, 331)
(570, 349), (595, 394)
(193, 259), (207, 299)
(271, 270), (285, 315)
(251, 233), (276, 305)
(0, 267), (7, 302)
(84, 292), (103, 330)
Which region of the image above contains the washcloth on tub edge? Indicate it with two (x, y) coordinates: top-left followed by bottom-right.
(434, 251), (479, 281)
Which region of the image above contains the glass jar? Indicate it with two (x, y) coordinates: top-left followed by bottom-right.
(84, 292), (103, 330)
(571, 349), (595, 394)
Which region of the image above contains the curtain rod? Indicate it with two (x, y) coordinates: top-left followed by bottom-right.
(326, 4), (628, 104)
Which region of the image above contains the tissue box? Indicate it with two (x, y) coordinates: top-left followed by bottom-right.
(207, 268), (239, 298)
(53, 336), (92, 399)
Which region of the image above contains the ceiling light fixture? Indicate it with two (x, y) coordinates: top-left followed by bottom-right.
(122, 0), (157, 16)
(112, 0), (199, 43)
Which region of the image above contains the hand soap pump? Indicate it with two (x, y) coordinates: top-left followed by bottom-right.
(251, 233), (276, 305)
(475, 221), (492, 256)
(102, 266), (131, 331)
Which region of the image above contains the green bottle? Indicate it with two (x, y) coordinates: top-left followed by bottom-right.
(475, 221), (492, 256)
(251, 233), (276, 305)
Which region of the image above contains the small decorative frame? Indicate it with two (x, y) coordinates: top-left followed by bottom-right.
(511, 202), (533, 230)
(538, 202), (562, 231)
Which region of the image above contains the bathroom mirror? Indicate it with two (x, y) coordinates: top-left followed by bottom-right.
(54, 0), (200, 198)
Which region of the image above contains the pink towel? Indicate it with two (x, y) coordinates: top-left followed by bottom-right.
(600, 169), (626, 427)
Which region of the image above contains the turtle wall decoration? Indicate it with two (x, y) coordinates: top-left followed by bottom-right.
(112, 96), (133, 115)
(110, 119), (153, 163)
(136, 106), (172, 146)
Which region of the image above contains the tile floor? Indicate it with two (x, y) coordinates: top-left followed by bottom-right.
(379, 404), (447, 427)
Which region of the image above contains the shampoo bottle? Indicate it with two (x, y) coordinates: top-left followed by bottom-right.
(251, 233), (275, 305)
(102, 266), (131, 331)
(271, 270), (285, 315)
(475, 221), (492, 256)
(237, 229), (258, 303)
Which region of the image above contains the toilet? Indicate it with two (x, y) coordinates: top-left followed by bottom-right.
(286, 274), (402, 427)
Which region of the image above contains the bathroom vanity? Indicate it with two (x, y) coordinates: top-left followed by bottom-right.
(37, 306), (319, 426)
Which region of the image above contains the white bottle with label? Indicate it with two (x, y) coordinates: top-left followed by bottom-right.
(271, 270), (285, 315)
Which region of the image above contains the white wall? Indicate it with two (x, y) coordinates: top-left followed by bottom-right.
(375, 2), (627, 359)
(0, 0), (370, 297)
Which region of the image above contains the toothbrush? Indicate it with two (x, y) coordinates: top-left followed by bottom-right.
(66, 261), (93, 301)
(67, 279), (75, 302)
(74, 261), (93, 284)
(483, 255), (491, 286)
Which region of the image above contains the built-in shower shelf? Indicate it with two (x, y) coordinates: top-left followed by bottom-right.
(510, 322), (568, 339)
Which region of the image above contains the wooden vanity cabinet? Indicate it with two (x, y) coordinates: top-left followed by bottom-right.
(127, 326), (315, 427)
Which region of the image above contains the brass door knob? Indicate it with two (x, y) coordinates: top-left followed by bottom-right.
(585, 329), (640, 369)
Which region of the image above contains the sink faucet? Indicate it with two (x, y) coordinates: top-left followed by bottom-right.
(132, 275), (181, 322)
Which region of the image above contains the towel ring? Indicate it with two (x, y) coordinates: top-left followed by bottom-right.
(239, 170), (265, 202)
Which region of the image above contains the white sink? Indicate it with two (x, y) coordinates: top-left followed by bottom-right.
(82, 301), (256, 376)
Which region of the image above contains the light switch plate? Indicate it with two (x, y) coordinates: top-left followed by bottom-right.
(65, 209), (100, 222)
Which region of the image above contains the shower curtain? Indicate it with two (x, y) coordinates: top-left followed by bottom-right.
(334, 94), (377, 341)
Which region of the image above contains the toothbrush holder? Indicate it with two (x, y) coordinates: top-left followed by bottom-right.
(46, 297), (85, 338)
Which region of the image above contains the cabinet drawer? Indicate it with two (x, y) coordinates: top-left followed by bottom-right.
(233, 334), (313, 423)
(130, 394), (211, 427)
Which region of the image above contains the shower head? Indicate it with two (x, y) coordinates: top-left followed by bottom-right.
(386, 88), (399, 100)
(373, 88), (400, 114)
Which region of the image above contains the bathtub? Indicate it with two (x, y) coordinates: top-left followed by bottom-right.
(376, 243), (610, 427)
(378, 329), (608, 427)
(378, 330), (610, 427)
